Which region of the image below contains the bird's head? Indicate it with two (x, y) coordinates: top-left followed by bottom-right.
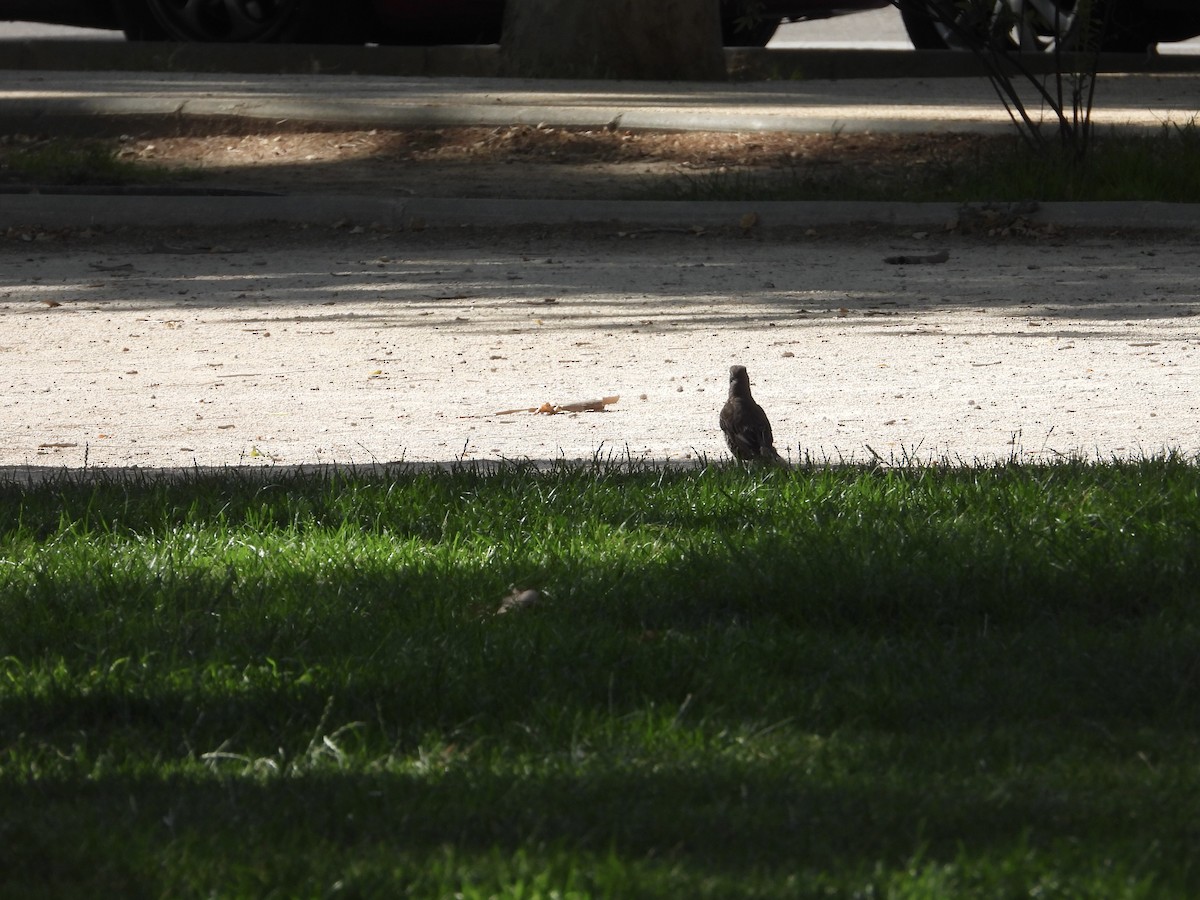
(728, 364), (750, 392)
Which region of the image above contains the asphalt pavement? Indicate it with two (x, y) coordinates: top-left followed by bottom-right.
(1, 55), (1199, 229)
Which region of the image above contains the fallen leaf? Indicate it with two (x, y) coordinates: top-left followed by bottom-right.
(555, 395), (619, 413)
(497, 588), (541, 615)
(496, 395), (619, 416)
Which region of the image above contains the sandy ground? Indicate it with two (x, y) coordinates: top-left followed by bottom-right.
(2, 219), (1198, 473)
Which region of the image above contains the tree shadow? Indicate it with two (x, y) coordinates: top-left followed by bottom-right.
(2, 223), (1195, 329)
(3, 462), (1197, 891)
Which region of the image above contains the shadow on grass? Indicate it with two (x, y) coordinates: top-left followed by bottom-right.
(4, 742), (1192, 893)
(2, 462), (1198, 895)
(3, 462), (1197, 742)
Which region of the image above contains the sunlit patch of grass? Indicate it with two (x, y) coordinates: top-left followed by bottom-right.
(2, 457), (1199, 897)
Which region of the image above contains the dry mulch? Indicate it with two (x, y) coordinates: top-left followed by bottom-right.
(2, 125), (1000, 198)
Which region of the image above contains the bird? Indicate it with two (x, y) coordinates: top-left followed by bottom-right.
(719, 364), (786, 465)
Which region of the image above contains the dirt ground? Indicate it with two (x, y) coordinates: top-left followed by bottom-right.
(2, 125), (996, 199)
(2, 213), (1198, 473)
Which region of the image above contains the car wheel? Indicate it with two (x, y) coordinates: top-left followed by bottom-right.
(721, 16), (781, 47)
(114, 0), (167, 39)
(899, 0), (1115, 52)
(116, 0), (323, 42)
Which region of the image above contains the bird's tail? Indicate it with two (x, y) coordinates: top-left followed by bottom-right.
(762, 446), (790, 468)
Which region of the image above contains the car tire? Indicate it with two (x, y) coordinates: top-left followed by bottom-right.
(897, 1), (959, 50)
(114, 0), (167, 40)
(115, 0), (362, 43)
(898, 0), (1142, 52)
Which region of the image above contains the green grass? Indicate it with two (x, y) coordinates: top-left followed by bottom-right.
(653, 124), (1200, 203)
(0, 138), (191, 187)
(3, 458), (1200, 898)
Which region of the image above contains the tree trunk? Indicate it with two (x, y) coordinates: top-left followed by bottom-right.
(501, 0), (726, 81)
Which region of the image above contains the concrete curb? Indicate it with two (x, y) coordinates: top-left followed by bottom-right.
(4, 69), (1198, 138)
(2, 41), (1197, 80)
(3, 194), (1199, 230)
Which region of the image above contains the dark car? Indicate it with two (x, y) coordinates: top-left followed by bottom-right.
(4, 0), (1195, 50)
(899, 0), (1200, 52)
(0, 0), (890, 46)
